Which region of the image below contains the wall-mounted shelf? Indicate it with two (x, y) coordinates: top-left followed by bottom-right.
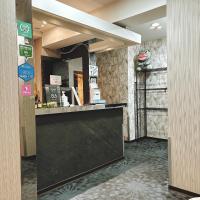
(136, 67), (167, 73)
(135, 67), (168, 139)
(137, 87), (167, 91)
(138, 108), (168, 111)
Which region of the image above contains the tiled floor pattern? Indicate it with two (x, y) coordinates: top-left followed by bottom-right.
(22, 157), (37, 200)
(22, 138), (193, 200)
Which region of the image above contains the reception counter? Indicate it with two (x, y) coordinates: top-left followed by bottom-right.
(36, 105), (124, 192)
(35, 104), (106, 115)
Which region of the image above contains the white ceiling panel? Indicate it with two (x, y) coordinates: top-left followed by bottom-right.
(57, 0), (120, 12)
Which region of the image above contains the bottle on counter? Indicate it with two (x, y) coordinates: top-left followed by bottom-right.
(38, 98), (42, 108)
(35, 94), (42, 108)
(61, 91), (70, 107)
(35, 94), (39, 108)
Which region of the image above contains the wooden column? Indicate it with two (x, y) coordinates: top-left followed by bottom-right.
(16, 0), (36, 157)
(34, 38), (43, 101)
(0, 0), (21, 199)
(168, 0), (200, 194)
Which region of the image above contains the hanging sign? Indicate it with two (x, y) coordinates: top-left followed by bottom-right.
(18, 63), (34, 82)
(21, 84), (32, 96)
(17, 20), (32, 39)
(19, 44), (33, 58)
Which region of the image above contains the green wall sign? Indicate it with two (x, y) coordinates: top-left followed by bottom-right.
(19, 44), (33, 58)
(17, 20), (32, 39)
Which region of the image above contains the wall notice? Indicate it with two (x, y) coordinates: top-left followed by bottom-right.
(21, 84), (32, 96)
(17, 20), (32, 39)
(50, 75), (62, 85)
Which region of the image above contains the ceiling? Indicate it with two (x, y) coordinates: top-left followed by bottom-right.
(127, 17), (166, 42)
(33, 18), (56, 32)
(33, 18), (56, 39)
(33, 16), (95, 49)
(32, 7), (139, 53)
(57, 0), (120, 13)
(118, 5), (167, 42)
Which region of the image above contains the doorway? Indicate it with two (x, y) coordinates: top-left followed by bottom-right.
(74, 71), (84, 105)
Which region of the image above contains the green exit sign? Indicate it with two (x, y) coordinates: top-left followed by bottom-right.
(19, 44), (33, 58)
(17, 20), (32, 39)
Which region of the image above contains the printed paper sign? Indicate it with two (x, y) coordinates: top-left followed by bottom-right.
(18, 62), (34, 82)
(89, 77), (98, 89)
(50, 75), (62, 85)
(19, 44), (33, 58)
(17, 20), (32, 39)
(89, 65), (98, 77)
(21, 84), (32, 96)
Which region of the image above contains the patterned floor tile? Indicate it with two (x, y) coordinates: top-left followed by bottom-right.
(22, 138), (193, 200)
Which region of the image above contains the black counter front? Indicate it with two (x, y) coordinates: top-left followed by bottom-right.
(36, 106), (124, 192)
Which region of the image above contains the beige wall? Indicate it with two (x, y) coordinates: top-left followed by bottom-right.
(168, 0), (200, 194)
(0, 0), (21, 199)
(34, 38), (43, 101)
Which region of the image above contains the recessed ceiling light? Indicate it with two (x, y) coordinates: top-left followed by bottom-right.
(150, 26), (156, 30)
(106, 48), (113, 51)
(41, 24), (45, 28)
(152, 22), (160, 27)
(42, 20), (47, 25)
(157, 25), (162, 30)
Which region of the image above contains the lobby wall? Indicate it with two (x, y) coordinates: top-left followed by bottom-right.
(96, 38), (167, 140)
(168, 0), (200, 194)
(129, 38), (168, 139)
(96, 48), (129, 140)
(0, 0), (21, 199)
(96, 48), (128, 104)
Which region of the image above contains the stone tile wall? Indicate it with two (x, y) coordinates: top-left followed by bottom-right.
(129, 38), (168, 139)
(96, 49), (129, 140)
(96, 48), (128, 104)
(95, 38), (167, 140)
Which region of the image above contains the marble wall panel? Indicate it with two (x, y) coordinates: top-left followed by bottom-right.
(96, 38), (167, 140)
(147, 111), (168, 139)
(96, 48), (128, 104)
(129, 38), (168, 139)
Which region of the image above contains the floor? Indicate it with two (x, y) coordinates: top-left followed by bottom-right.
(22, 138), (193, 200)
(22, 157), (37, 200)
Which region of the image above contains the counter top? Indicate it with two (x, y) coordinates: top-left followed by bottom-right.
(35, 105), (108, 116)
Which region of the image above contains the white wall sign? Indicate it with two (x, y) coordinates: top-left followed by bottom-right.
(50, 75), (62, 85)
(89, 65), (98, 77)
